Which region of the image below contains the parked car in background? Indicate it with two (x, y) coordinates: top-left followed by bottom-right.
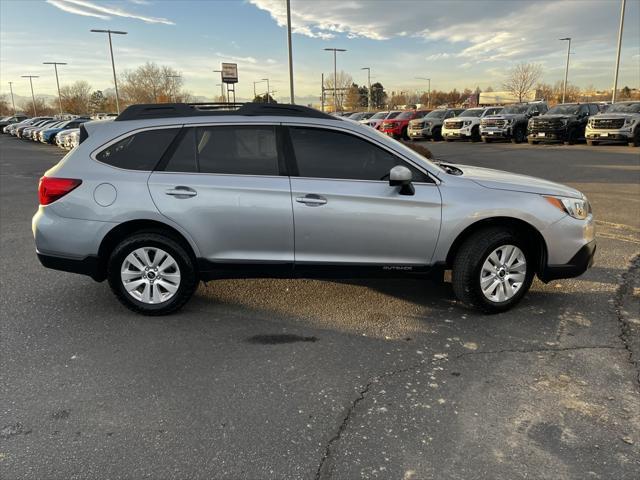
(17, 119), (54, 139)
(23, 120), (60, 141)
(528, 103), (599, 145)
(64, 128), (80, 150)
(40, 118), (90, 144)
(33, 102), (595, 315)
(6, 117), (50, 136)
(408, 108), (465, 141)
(480, 102), (548, 144)
(442, 106), (503, 142)
(348, 112), (375, 122)
(380, 110), (431, 140)
(370, 110), (401, 130)
(585, 101), (640, 147)
(0, 114), (29, 130)
(366, 111), (389, 129)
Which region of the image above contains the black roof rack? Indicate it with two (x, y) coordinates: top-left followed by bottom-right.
(115, 102), (337, 121)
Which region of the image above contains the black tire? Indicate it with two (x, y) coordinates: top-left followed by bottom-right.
(107, 232), (198, 315)
(511, 127), (525, 144)
(586, 140), (599, 146)
(470, 126), (481, 142)
(402, 127), (409, 141)
(432, 127), (442, 142)
(451, 227), (535, 314)
(481, 137), (491, 143)
(564, 128), (578, 145)
(629, 130), (639, 147)
(445, 138), (453, 142)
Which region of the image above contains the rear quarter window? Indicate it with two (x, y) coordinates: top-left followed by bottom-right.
(96, 128), (180, 170)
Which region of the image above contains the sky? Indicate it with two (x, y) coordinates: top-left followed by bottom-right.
(1, 0), (639, 105)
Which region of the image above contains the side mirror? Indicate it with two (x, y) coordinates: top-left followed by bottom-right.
(389, 165), (415, 196)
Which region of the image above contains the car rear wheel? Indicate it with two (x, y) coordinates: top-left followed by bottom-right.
(629, 130), (639, 147)
(470, 126), (481, 142)
(564, 128), (578, 145)
(431, 127), (442, 142)
(107, 233), (198, 315)
(452, 228), (534, 313)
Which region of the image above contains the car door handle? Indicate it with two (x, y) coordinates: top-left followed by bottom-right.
(165, 186), (197, 197)
(296, 194), (327, 206)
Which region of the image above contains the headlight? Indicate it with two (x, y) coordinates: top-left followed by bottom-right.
(561, 119), (569, 126)
(544, 195), (590, 220)
(425, 121), (432, 127)
(588, 118), (595, 127)
(463, 120), (472, 126)
(624, 117), (637, 126)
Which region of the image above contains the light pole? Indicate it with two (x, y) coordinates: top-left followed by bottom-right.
(8, 81), (16, 114)
(361, 67), (371, 111)
(43, 61), (67, 114)
(559, 37), (571, 103)
(286, 0), (294, 104)
(324, 48), (346, 112)
(90, 29), (127, 114)
(253, 80), (267, 101)
(21, 75), (39, 116)
(262, 78), (270, 103)
(612, 0), (626, 102)
(416, 77), (431, 108)
(213, 70), (225, 102)
(165, 74), (180, 102)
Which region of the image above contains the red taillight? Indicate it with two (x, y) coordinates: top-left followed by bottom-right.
(38, 177), (82, 205)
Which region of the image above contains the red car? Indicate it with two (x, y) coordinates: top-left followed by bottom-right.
(380, 110), (431, 140)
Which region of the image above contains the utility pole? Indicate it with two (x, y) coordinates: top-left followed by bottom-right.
(324, 48), (346, 112)
(262, 78), (270, 103)
(416, 77), (431, 108)
(321, 73), (325, 112)
(8, 81), (16, 114)
(21, 75), (39, 116)
(43, 62), (67, 114)
(612, 0), (626, 102)
(285, 0), (294, 104)
(213, 70), (225, 102)
(361, 67), (371, 111)
(90, 29), (127, 114)
(559, 37), (571, 103)
(165, 74), (181, 102)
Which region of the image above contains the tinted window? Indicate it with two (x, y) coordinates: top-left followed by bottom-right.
(289, 127), (427, 182)
(588, 104), (599, 115)
(194, 126), (279, 176)
(164, 128), (198, 173)
(97, 128), (179, 170)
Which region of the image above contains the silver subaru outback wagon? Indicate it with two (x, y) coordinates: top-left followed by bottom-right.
(33, 103), (596, 315)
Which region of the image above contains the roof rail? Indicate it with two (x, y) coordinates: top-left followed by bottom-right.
(115, 102), (337, 121)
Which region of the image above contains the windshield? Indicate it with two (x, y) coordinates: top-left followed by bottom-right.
(370, 111), (388, 119)
(386, 111), (401, 119)
(425, 110), (447, 119)
(459, 109), (484, 117)
(608, 102), (640, 113)
(502, 105), (529, 114)
(348, 113), (363, 120)
(547, 104), (580, 115)
(396, 111), (415, 120)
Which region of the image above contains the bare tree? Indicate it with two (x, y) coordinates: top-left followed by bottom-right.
(503, 63), (543, 102)
(60, 81), (92, 114)
(121, 62), (186, 105)
(0, 94), (11, 115)
(323, 70), (353, 111)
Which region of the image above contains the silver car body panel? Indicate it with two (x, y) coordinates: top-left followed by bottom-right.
(33, 110), (595, 279)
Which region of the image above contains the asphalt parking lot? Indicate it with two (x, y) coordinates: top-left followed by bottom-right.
(1, 135), (639, 479)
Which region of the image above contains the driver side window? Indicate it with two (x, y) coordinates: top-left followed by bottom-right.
(288, 127), (428, 182)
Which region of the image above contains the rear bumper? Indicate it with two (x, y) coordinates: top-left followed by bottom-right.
(37, 252), (105, 281)
(538, 240), (596, 282)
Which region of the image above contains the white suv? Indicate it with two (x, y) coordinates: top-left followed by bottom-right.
(443, 106), (503, 141)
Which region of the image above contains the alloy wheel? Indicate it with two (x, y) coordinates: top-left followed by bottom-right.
(479, 244), (527, 303)
(120, 247), (181, 304)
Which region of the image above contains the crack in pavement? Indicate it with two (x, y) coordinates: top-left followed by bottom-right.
(455, 344), (623, 359)
(614, 254), (640, 389)
(314, 358), (440, 480)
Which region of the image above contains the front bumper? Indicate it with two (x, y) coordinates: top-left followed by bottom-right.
(443, 128), (473, 139)
(481, 127), (512, 139)
(527, 129), (568, 142)
(538, 240), (596, 282)
(585, 128), (633, 141)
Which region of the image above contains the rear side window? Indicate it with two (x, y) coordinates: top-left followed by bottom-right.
(97, 128), (180, 170)
(588, 104), (599, 115)
(289, 127), (428, 182)
(164, 126), (279, 176)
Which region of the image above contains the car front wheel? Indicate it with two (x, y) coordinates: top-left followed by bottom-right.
(452, 228), (534, 313)
(107, 233), (198, 315)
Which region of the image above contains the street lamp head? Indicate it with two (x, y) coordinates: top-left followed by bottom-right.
(559, 37), (571, 41)
(43, 62), (68, 65)
(324, 48), (346, 52)
(91, 29), (127, 35)
(21, 75), (39, 78)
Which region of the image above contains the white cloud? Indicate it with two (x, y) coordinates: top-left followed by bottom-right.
(46, 0), (174, 25)
(425, 53), (451, 61)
